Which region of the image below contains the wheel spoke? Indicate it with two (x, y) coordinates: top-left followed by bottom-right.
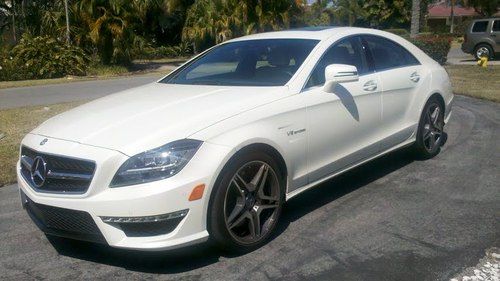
(231, 178), (246, 199)
(423, 125), (431, 141)
(429, 132), (436, 149)
(249, 210), (261, 238)
(257, 203), (279, 212)
(234, 173), (249, 192)
(227, 199), (245, 225)
(431, 107), (440, 127)
(248, 163), (267, 192)
(228, 210), (250, 230)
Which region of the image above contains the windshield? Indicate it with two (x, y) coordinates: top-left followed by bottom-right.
(160, 39), (319, 86)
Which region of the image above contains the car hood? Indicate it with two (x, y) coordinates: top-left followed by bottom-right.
(31, 83), (287, 156)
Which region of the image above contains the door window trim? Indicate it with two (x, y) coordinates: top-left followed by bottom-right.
(491, 20), (500, 33)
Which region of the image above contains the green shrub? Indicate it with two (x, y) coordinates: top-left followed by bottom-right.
(385, 28), (410, 38)
(134, 42), (192, 60)
(2, 34), (89, 81)
(411, 35), (452, 65)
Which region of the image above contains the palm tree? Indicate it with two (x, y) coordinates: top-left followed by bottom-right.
(332, 0), (365, 26)
(76, 0), (135, 64)
(410, 0), (420, 38)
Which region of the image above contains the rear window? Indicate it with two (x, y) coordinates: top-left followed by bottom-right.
(493, 20), (500, 32)
(472, 21), (488, 33)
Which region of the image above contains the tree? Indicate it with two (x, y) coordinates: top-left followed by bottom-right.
(364, 0), (411, 29)
(331, 0), (366, 26)
(464, 0), (499, 17)
(75, 0), (136, 64)
(410, 0), (420, 37)
(182, 0), (299, 52)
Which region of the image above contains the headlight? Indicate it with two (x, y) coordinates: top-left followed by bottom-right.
(110, 139), (202, 187)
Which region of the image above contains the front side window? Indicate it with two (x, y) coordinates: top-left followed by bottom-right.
(363, 35), (420, 72)
(306, 36), (369, 89)
(472, 21), (489, 33)
(492, 20), (500, 32)
(161, 39), (319, 86)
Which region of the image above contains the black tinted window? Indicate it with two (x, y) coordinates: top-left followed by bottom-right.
(364, 35), (419, 71)
(472, 21), (488, 32)
(493, 20), (500, 32)
(161, 39), (318, 86)
(306, 36), (369, 88)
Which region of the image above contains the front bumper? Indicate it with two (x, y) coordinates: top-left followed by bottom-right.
(17, 134), (230, 251)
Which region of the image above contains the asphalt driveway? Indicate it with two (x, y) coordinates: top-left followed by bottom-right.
(0, 95), (498, 280)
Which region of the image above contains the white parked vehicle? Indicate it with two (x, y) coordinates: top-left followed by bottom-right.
(18, 27), (453, 252)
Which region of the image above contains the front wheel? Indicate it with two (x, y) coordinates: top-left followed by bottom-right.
(413, 97), (445, 159)
(209, 151), (284, 252)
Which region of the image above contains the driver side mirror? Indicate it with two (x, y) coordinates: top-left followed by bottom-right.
(323, 64), (359, 93)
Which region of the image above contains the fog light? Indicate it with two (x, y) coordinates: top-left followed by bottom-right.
(100, 209), (189, 224)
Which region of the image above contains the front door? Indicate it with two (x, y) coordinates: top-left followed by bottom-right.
(303, 36), (383, 183)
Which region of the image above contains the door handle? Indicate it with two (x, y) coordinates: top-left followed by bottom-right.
(363, 80), (377, 92)
(410, 72), (420, 83)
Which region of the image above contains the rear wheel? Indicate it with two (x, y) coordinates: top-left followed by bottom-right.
(209, 151), (284, 252)
(413, 97), (445, 159)
(474, 44), (494, 60)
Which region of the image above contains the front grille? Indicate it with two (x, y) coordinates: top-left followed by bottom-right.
(21, 191), (106, 244)
(20, 146), (95, 194)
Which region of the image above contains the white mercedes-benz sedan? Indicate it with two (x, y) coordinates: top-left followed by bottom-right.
(18, 27), (453, 252)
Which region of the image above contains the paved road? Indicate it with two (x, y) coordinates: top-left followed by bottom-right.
(0, 95), (498, 280)
(0, 74), (163, 110)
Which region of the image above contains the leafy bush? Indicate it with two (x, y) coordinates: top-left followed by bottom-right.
(411, 35), (452, 65)
(1, 35), (89, 81)
(134, 42), (192, 60)
(385, 28), (410, 38)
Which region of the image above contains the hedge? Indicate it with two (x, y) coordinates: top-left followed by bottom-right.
(410, 35), (452, 65)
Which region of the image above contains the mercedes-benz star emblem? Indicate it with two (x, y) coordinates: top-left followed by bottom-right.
(30, 156), (47, 188)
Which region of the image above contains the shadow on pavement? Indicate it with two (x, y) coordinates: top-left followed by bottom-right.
(47, 147), (415, 274)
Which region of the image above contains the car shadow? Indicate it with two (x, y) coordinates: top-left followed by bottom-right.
(47, 147), (415, 274)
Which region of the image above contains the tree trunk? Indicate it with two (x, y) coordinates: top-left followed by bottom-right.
(11, 0), (16, 42)
(450, 0), (455, 34)
(410, 0), (420, 38)
(64, 0), (71, 45)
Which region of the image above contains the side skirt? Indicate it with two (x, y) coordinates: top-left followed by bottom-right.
(286, 135), (416, 201)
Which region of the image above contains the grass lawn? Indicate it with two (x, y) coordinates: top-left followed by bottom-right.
(0, 64), (498, 187)
(444, 65), (500, 103)
(0, 102), (84, 187)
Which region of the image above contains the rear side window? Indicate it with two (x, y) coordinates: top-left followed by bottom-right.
(363, 35), (420, 72)
(493, 20), (500, 32)
(472, 21), (488, 33)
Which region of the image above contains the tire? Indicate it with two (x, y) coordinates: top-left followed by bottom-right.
(413, 97), (446, 159)
(474, 44), (494, 60)
(208, 149), (285, 253)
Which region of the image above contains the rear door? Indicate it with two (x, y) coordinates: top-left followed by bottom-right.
(362, 35), (423, 149)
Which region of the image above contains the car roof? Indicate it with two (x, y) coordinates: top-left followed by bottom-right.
(473, 18), (500, 21)
(228, 26), (360, 42)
